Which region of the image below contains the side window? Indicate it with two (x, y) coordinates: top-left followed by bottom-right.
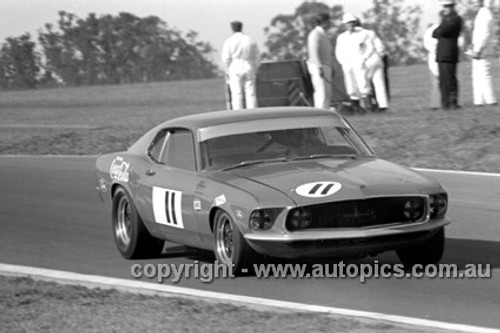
(164, 129), (196, 171)
(148, 130), (169, 163)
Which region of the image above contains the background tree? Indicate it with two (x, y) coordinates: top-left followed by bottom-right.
(37, 11), (218, 86)
(456, 0), (477, 48)
(38, 12), (85, 86)
(0, 33), (40, 89)
(262, 2), (344, 61)
(360, 0), (424, 65)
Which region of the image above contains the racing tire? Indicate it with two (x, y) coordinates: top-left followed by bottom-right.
(213, 209), (255, 275)
(112, 187), (164, 259)
(396, 228), (445, 268)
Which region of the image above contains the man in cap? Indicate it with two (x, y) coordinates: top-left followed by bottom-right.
(221, 21), (260, 110)
(335, 13), (374, 112)
(432, 0), (463, 110)
(471, 0), (497, 106)
(306, 12), (334, 109)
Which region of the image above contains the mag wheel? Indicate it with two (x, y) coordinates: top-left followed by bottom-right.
(213, 210), (253, 274)
(112, 187), (164, 259)
(115, 193), (132, 249)
(396, 228), (445, 268)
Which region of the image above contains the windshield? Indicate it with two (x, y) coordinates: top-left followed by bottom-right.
(201, 122), (373, 170)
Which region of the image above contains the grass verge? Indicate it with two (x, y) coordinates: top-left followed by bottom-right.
(0, 275), (444, 333)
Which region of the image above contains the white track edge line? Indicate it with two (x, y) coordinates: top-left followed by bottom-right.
(1, 263), (499, 333)
(0, 155), (99, 158)
(413, 167), (500, 177)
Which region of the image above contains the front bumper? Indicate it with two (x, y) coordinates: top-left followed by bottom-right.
(244, 217), (450, 259)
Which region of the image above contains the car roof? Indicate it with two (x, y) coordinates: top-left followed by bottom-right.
(162, 106), (341, 130)
(128, 107), (342, 154)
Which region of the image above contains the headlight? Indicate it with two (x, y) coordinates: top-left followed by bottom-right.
(403, 197), (425, 221)
(249, 209), (281, 231)
(286, 208), (313, 231)
(430, 193), (448, 219)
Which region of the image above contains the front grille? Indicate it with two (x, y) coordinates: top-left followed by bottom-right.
(286, 196), (428, 231)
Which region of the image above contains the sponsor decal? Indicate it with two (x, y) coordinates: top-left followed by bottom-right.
(193, 199), (202, 211)
(110, 156), (130, 182)
(295, 181), (342, 198)
(235, 210), (244, 219)
(98, 178), (107, 192)
(214, 194), (227, 206)
(152, 187), (184, 229)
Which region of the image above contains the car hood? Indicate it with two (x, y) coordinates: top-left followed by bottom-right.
(225, 157), (443, 205)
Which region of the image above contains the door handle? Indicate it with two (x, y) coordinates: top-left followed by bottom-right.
(145, 169), (156, 176)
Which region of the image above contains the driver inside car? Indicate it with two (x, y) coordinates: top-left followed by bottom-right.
(271, 128), (325, 157)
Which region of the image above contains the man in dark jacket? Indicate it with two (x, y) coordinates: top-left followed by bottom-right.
(432, 0), (463, 109)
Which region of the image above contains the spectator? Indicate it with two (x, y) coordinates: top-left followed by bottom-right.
(382, 54), (390, 102)
(471, 0), (497, 106)
(306, 12), (334, 109)
(356, 18), (390, 112)
(221, 21), (260, 110)
(432, 0), (463, 110)
(335, 13), (374, 112)
(424, 22), (441, 110)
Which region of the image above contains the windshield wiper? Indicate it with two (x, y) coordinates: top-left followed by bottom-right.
(220, 157), (288, 171)
(289, 154), (358, 161)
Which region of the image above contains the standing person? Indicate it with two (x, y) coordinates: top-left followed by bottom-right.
(221, 21), (260, 110)
(361, 25), (390, 111)
(424, 22), (441, 110)
(335, 13), (373, 112)
(354, 17), (390, 111)
(382, 54), (390, 102)
(432, 0), (463, 110)
(306, 12), (334, 109)
(471, 0), (497, 106)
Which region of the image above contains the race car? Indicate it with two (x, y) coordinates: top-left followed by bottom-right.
(95, 107), (450, 272)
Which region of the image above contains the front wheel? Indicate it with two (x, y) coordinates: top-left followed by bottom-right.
(112, 187), (164, 259)
(396, 228), (445, 268)
(213, 210), (254, 274)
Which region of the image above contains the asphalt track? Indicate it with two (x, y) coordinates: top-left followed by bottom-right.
(0, 156), (499, 329)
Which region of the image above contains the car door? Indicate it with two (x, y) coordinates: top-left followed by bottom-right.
(137, 127), (200, 246)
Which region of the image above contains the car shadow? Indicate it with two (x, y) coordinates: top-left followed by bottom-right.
(160, 244), (215, 262)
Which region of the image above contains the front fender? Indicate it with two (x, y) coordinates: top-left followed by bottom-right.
(208, 193), (253, 234)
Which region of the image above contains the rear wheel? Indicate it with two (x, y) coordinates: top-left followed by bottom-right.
(396, 228), (445, 268)
(112, 187), (164, 259)
(213, 210), (254, 274)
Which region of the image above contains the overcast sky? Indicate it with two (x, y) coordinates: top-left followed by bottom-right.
(0, 0), (442, 65)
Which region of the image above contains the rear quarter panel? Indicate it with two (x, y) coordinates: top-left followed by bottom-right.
(95, 151), (149, 213)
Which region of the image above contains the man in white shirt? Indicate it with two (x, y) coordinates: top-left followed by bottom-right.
(335, 13), (374, 112)
(471, 0), (497, 106)
(306, 12), (334, 109)
(221, 21), (260, 110)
